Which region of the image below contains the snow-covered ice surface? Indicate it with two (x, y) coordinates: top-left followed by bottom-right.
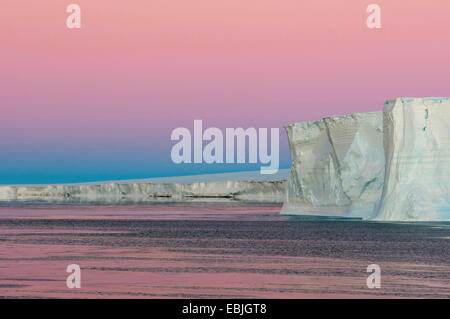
(374, 98), (450, 221)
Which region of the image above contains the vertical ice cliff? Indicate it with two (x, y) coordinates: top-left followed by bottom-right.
(281, 120), (351, 216)
(0, 187), (17, 201)
(324, 112), (384, 216)
(281, 112), (384, 217)
(374, 98), (450, 220)
(282, 97), (449, 221)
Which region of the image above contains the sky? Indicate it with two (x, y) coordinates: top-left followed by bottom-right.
(1, 0), (449, 184)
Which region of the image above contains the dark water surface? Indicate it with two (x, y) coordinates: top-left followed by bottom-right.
(0, 203), (449, 298)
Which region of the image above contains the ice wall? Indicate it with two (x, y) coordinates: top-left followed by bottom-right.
(325, 112), (384, 216)
(281, 112), (384, 218)
(374, 98), (450, 220)
(281, 120), (351, 216)
(282, 97), (449, 221)
(0, 180), (285, 204)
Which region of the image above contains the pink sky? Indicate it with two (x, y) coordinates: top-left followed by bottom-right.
(0, 0), (449, 183)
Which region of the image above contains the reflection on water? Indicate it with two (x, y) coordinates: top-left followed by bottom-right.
(0, 203), (449, 298)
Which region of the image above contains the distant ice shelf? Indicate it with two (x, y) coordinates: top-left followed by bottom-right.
(0, 170), (288, 204)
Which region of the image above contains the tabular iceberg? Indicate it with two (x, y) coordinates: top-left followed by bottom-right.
(282, 97), (450, 221)
(375, 97), (450, 220)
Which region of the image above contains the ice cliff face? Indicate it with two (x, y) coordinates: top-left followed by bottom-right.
(282, 119), (351, 216)
(281, 112), (384, 217)
(325, 112), (385, 216)
(282, 97), (449, 221)
(0, 180), (285, 204)
(375, 98), (450, 220)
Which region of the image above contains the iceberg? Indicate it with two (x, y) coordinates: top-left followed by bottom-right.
(281, 112), (384, 217)
(282, 97), (449, 221)
(281, 119), (351, 216)
(324, 112), (384, 217)
(374, 97), (450, 220)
